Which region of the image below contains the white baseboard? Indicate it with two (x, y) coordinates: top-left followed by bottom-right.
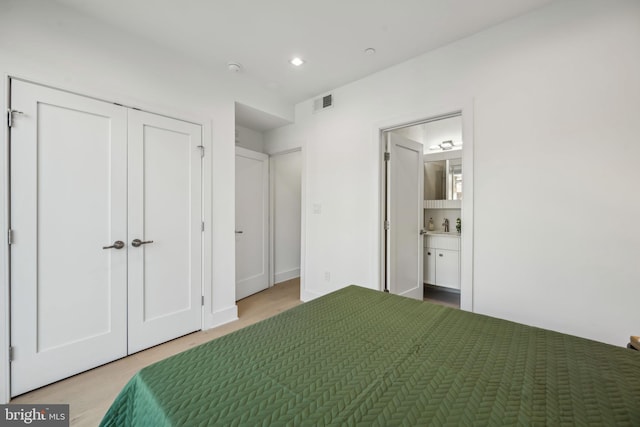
(274, 268), (300, 284)
(300, 288), (323, 302)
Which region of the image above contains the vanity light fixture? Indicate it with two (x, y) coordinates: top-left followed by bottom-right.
(440, 140), (454, 150)
(429, 140), (458, 151)
(290, 57), (305, 67)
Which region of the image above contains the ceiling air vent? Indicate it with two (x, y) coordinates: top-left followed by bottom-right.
(313, 94), (333, 113)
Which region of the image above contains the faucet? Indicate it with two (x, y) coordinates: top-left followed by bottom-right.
(442, 218), (449, 232)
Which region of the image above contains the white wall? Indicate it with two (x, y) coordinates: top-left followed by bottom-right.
(268, 0), (640, 346)
(235, 125), (265, 153)
(265, 124), (303, 155)
(271, 151), (302, 283)
(0, 0), (291, 316)
(0, 0), (294, 402)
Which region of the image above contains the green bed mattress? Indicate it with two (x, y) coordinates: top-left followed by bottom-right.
(100, 286), (640, 426)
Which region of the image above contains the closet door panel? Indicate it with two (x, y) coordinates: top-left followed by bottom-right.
(127, 110), (202, 353)
(10, 79), (128, 396)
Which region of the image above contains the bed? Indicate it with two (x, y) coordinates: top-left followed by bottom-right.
(100, 286), (640, 426)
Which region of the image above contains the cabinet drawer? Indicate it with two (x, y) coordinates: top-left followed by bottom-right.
(426, 235), (460, 251)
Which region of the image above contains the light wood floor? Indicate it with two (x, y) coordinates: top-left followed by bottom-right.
(11, 278), (301, 427)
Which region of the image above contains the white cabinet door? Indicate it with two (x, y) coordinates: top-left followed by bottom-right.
(425, 248), (436, 285)
(127, 110), (203, 354)
(435, 249), (460, 289)
(10, 80), (128, 396)
(235, 147), (269, 300)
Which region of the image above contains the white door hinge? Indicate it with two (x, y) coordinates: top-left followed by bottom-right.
(8, 229), (14, 245)
(201, 295), (205, 306)
(384, 152), (390, 162)
(8, 109), (24, 128)
(384, 220), (390, 230)
(197, 145), (205, 158)
(9, 346), (14, 362)
(201, 221), (205, 232)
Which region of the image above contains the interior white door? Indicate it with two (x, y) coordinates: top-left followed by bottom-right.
(10, 79), (128, 396)
(386, 133), (424, 300)
(235, 147), (269, 300)
(127, 109), (203, 354)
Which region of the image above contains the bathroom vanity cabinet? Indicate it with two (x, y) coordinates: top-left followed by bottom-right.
(424, 234), (460, 289)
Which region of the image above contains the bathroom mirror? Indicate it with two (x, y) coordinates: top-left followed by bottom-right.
(424, 158), (462, 200)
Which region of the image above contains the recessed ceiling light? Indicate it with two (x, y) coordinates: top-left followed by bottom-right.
(364, 48), (376, 55)
(290, 57), (305, 67)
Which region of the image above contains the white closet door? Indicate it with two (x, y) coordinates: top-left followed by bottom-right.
(10, 80), (128, 396)
(235, 147), (269, 300)
(127, 109), (202, 353)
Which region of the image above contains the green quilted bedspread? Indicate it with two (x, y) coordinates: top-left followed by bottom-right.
(100, 286), (640, 426)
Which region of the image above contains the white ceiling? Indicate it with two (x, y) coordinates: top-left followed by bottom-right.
(52, 0), (556, 129)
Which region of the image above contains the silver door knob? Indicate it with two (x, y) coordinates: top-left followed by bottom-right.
(131, 239), (153, 247)
(103, 240), (125, 250)
(420, 229), (427, 235)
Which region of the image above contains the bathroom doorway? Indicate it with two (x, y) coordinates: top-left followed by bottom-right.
(380, 110), (473, 310)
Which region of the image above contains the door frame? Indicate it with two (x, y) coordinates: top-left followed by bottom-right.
(1, 75), (11, 404)
(375, 103), (474, 311)
(0, 75), (210, 403)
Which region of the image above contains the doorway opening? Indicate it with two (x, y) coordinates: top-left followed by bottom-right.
(233, 103), (300, 303)
(380, 110), (472, 310)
